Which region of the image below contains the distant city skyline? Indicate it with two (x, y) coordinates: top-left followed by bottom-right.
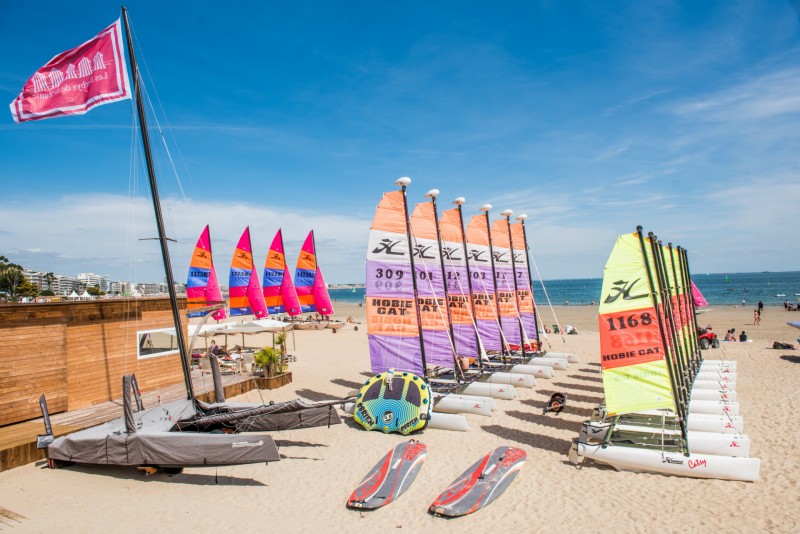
(2, 2), (799, 283)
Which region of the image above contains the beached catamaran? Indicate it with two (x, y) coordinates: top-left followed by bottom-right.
(292, 230), (334, 329)
(186, 225), (226, 321)
(229, 226), (269, 319)
(26, 9), (344, 473)
(263, 229), (302, 317)
(569, 227), (759, 481)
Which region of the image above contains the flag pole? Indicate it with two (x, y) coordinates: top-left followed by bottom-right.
(121, 7), (194, 400)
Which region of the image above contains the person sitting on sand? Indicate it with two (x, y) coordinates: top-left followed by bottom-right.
(739, 331), (748, 342)
(724, 329), (735, 342)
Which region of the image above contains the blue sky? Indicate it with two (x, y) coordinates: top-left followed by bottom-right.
(1, 1), (799, 284)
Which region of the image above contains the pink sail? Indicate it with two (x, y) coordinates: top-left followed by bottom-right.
(295, 230), (334, 316)
(229, 227), (269, 318)
(186, 225), (226, 320)
(691, 280), (708, 307)
(263, 229), (302, 316)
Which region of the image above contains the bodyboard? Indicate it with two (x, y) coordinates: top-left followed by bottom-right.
(347, 440), (427, 509)
(430, 446), (526, 517)
(353, 371), (431, 435)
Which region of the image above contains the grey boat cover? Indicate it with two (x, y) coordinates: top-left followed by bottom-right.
(182, 398), (345, 432)
(47, 398), (280, 467)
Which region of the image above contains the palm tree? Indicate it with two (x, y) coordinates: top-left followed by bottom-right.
(44, 272), (55, 292)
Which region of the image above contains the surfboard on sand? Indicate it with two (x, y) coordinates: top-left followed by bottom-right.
(429, 446), (526, 517)
(347, 440), (427, 510)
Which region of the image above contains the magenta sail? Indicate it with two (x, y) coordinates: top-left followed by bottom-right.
(186, 225), (226, 320)
(263, 229), (302, 316)
(295, 230), (334, 316)
(229, 226), (268, 318)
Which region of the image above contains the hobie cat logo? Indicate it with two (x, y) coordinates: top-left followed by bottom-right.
(493, 251), (509, 264)
(413, 244), (435, 259)
(441, 246), (462, 261)
(372, 239), (404, 256)
(604, 279), (648, 304)
(469, 249), (488, 263)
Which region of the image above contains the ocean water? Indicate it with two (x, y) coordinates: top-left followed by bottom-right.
(330, 271), (800, 308)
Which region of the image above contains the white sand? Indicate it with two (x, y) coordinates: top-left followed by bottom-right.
(2, 303), (800, 532)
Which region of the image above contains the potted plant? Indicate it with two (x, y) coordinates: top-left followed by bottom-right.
(254, 346), (280, 378)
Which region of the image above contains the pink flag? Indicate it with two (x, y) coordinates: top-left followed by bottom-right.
(10, 19), (131, 123)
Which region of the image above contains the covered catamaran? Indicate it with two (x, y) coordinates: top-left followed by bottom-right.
(186, 225), (227, 321)
(569, 227), (759, 481)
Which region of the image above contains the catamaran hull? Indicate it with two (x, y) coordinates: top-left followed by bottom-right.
(450, 393), (499, 411)
(544, 351), (580, 363)
(570, 441), (760, 481)
(294, 321), (328, 330)
(526, 357), (568, 370)
(692, 380), (735, 391)
(689, 400), (739, 416)
(434, 395), (493, 417)
(598, 408), (745, 434)
(484, 372), (535, 388)
(462, 382), (516, 400)
(695, 372), (736, 383)
(690, 389), (737, 402)
(583, 422), (751, 458)
(510, 364), (555, 379)
(700, 360), (736, 370)
(428, 412), (469, 432)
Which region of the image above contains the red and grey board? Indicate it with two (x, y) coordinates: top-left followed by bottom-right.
(347, 440), (427, 509)
(429, 446), (526, 517)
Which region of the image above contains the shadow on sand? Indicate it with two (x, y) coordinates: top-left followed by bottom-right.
(780, 355), (800, 364)
(552, 382), (604, 394)
(331, 378), (365, 390)
(570, 374), (602, 383)
(506, 409), (583, 433)
(295, 388), (350, 402)
(482, 424), (573, 455)
(51, 464), (268, 486)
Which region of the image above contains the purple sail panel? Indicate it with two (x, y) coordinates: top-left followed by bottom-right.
(421, 329), (456, 368)
(368, 335), (424, 375)
(452, 323), (478, 359)
(367, 259), (415, 298)
(500, 315), (522, 345)
(414, 262), (445, 298)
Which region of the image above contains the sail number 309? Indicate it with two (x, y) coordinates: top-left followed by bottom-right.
(375, 268), (404, 279)
(606, 312), (652, 331)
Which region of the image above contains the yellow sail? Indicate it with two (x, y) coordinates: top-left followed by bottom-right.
(598, 232), (676, 416)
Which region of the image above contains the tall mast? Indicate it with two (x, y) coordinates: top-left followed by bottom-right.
(636, 226), (687, 450)
(121, 7), (194, 400)
(516, 214), (540, 347)
(501, 209), (526, 357)
(425, 189), (458, 370)
(397, 177), (428, 374)
(481, 204), (506, 355)
(455, 198), (484, 369)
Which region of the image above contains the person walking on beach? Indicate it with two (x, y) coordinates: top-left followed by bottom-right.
(753, 309), (761, 325)
(758, 300), (764, 316)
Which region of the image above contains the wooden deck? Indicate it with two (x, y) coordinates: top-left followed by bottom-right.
(0, 370), (263, 473)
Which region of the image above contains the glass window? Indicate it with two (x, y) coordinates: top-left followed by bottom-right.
(137, 328), (179, 360)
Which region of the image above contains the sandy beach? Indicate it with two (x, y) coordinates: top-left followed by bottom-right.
(2, 303), (800, 533)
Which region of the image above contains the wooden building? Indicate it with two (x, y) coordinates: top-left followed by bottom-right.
(0, 298), (187, 427)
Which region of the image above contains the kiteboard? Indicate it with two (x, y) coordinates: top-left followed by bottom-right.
(347, 440), (427, 509)
(353, 370), (431, 435)
(429, 446), (526, 517)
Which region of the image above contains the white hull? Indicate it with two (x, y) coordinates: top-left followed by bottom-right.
(545, 351), (580, 363)
(570, 442), (759, 481)
(584, 421), (750, 457)
(690, 389), (737, 402)
(293, 321), (328, 330)
(526, 357), (568, 370)
(700, 360), (736, 370)
(695, 372), (736, 384)
(461, 381), (517, 400)
(428, 412), (469, 432)
(484, 372), (535, 388)
(689, 399), (739, 416)
(325, 321), (346, 330)
(692, 380), (735, 391)
(611, 410), (745, 434)
(510, 364), (555, 379)
(446, 393), (499, 411)
(433, 394), (493, 417)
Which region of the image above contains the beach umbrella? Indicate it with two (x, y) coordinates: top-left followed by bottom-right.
(223, 320), (293, 350)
